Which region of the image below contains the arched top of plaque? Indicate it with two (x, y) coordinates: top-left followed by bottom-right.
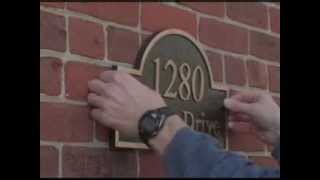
(117, 29), (217, 90)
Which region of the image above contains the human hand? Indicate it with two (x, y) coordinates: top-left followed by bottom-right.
(87, 71), (166, 139)
(224, 91), (280, 145)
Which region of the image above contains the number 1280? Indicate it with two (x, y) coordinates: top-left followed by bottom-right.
(153, 58), (205, 103)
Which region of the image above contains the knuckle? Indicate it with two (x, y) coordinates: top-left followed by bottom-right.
(101, 112), (108, 121)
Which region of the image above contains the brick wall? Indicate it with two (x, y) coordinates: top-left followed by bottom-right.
(40, 2), (280, 177)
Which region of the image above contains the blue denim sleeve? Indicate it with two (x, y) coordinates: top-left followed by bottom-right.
(163, 128), (280, 178)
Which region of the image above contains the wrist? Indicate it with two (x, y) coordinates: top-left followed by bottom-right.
(148, 115), (187, 155)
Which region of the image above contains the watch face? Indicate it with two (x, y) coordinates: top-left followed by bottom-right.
(143, 113), (159, 136)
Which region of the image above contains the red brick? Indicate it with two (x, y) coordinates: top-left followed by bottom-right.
(246, 60), (267, 89)
(226, 2), (268, 29)
(225, 56), (246, 86)
(139, 151), (166, 177)
(206, 51), (223, 82)
(65, 62), (109, 101)
(40, 11), (66, 52)
(62, 146), (112, 177)
(141, 33), (154, 47)
(41, 2), (65, 9)
(228, 130), (265, 152)
(270, 7), (280, 34)
(62, 146), (137, 177)
(40, 146), (59, 177)
(250, 31), (280, 62)
(268, 65), (280, 93)
(95, 121), (110, 142)
(107, 26), (139, 65)
(249, 156), (279, 168)
(67, 2), (138, 26)
(69, 17), (105, 59)
(180, 2), (225, 17)
(40, 57), (62, 96)
(142, 4), (197, 37)
(111, 150), (137, 177)
(40, 102), (93, 142)
(200, 17), (248, 54)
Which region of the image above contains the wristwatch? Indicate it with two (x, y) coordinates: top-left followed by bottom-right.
(138, 106), (176, 147)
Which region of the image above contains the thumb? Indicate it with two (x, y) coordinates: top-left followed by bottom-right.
(224, 98), (252, 114)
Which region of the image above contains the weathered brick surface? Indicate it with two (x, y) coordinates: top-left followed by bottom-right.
(62, 146), (137, 177)
(69, 17), (105, 59)
(139, 151), (166, 177)
(225, 55), (247, 86)
(206, 51), (223, 82)
(268, 65), (280, 93)
(40, 146), (59, 177)
(40, 2), (280, 177)
(65, 62), (109, 101)
(180, 2), (225, 17)
(142, 3), (197, 37)
(226, 2), (268, 29)
(200, 17), (248, 54)
(246, 60), (268, 89)
(107, 26), (139, 65)
(41, 2), (65, 9)
(67, 2), (139, 26)
(62, 146), (112, 177)
(40, 57), (62, 96)
(250, 31), (280, 62)
(269, 7), (280, 34)
(40, 11), (66, 52)
(40, 102), (92, 142)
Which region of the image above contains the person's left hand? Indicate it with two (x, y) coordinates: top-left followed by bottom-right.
(87, 70), (166, 139)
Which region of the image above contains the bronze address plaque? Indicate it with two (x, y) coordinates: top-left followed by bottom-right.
(113, 29), (228, 149)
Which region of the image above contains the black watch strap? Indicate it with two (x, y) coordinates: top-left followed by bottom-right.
(138, 107), (176, 147)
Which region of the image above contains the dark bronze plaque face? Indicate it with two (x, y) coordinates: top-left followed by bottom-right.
(114, 29), (228, 149)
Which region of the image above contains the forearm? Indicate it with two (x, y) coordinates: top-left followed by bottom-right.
(150, 117), (280, 177)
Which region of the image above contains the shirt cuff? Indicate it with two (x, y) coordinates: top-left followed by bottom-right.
(162, 127), (221, 160)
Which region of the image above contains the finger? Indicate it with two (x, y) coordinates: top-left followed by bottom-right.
(88, 79), (107, 95)
(99, 70), (118, 83)
(228, 113), (251, 122)
(90, 108), (103, 122)
(224, 98), (252, 114)
(230, 91), (260, 103)
(87, 93), (105, 108)
(228, 121), (252, 133)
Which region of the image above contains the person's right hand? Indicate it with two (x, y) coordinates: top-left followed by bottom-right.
(224, 91), (280, 146)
